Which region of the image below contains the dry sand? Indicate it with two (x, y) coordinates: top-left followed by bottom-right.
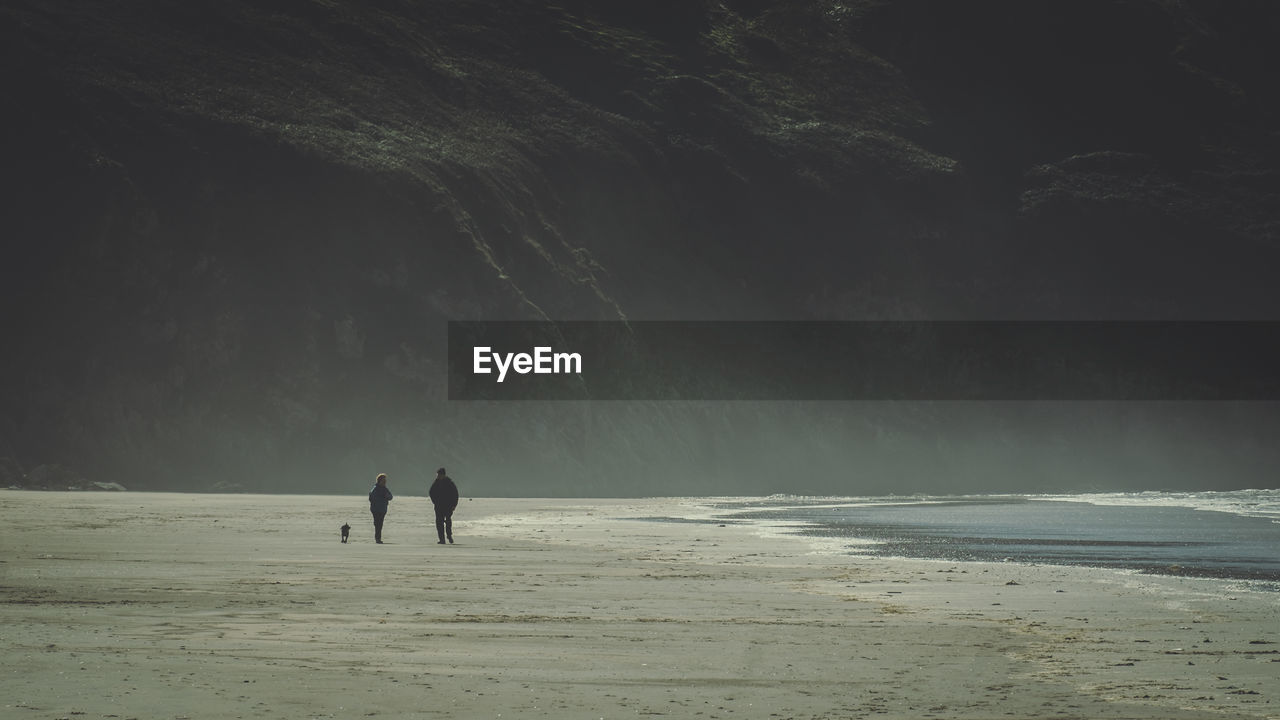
(1, 491), (1277, 719)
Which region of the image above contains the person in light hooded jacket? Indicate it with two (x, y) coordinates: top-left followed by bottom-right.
(368, 473), (393, 544)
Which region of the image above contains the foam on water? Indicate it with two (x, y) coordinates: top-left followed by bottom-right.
(686, 491), (1280, 587)
(1035, 488), (1280, 522)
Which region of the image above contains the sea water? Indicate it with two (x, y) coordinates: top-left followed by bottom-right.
(709, 490), (1280, 586)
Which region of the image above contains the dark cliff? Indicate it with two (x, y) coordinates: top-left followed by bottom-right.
(3, 1), (1278, 494)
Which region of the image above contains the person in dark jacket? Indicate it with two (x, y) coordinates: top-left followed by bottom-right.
(428, 467), (459, 544)
(368, 473), (393, 544)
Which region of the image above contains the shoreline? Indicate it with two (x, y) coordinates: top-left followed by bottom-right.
(2, 491), (1277, 719)
(668, 496), (1280, 588)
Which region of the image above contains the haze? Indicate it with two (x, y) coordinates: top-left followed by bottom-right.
(3, 1), (1277, 495)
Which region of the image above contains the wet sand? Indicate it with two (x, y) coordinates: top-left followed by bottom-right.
(1, 491), (1277, 719)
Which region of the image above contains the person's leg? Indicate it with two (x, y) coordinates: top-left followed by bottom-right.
(373, 511), (385, 543)
(435, 508), (446, 543)
(444, 512), (453, 543)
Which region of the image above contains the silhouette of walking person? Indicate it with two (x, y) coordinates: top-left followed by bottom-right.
(429, 467), (459, 544)
(368, 473), (393, 544)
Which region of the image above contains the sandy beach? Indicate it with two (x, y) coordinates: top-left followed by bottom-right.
(1, 491), (1276, 719)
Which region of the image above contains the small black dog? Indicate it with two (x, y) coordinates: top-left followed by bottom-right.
(340, 523), (351, 543)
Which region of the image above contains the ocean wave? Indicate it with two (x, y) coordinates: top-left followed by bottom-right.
(1035, 489), (1280, 522)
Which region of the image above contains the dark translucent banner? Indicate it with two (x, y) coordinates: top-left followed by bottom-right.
(447, 321), (1280, 401)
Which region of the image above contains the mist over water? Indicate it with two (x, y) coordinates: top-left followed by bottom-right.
(407, 400), (1280, 497)
(18, 398), (1278, 497)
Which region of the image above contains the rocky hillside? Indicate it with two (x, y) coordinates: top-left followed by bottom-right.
(3, 1), (1278, 494)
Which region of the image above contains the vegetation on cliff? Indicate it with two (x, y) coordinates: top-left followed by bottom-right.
(3, 1), (1277, 493)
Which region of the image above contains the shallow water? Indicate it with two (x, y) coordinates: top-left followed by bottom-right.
(716, 493), (1280, 585)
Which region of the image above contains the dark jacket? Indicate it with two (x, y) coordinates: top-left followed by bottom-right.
(429, 476), (459, 512)
(368, 484), (393, 513)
